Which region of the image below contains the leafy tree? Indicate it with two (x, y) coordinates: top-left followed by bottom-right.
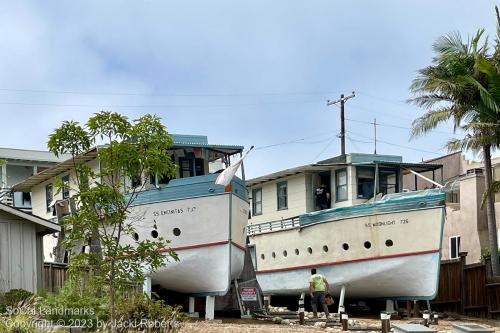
(47, 111), (178, 331)
(409, 25), (500, 275)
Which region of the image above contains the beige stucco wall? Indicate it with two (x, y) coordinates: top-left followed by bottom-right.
(441, 174), (488, 264)
(249, 174), (307, 224)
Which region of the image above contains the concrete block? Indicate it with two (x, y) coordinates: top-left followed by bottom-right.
(393, 323), (437, 333)
(452, 324), (494, 333)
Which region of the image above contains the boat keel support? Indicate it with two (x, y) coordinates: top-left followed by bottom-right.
(337, 285), (346, 314)
(205, 296), (215, 320)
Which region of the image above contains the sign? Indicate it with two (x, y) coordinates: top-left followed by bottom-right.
(240, 287), (257, 301)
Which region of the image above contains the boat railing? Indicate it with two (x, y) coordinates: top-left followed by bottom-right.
(247, 216), (300, 236)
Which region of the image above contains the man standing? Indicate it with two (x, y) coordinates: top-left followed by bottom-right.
(315, 183), (330, 210)
(309, 268), (330, 319)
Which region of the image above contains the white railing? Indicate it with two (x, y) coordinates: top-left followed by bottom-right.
(247, 216), (300, 236)
(0, 188), (13, 206)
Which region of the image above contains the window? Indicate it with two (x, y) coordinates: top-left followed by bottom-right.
(335, 169), (348, 202)
(447, 191), (460, 203)
(62, 175), (70, 199)
(379, 168), (399, 195)
(277, 181), (288, 210)
(252, 188), (262, 216)
(357, 167), (375, 199)
(45, 184), (53, 212)
(450, 236), (461, 259)
(179, 154), (205, 178)
(179, 158), (193, 178)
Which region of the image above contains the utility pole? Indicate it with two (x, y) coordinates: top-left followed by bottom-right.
(374, 118), (377, 155)
(327, 91), (355, 156)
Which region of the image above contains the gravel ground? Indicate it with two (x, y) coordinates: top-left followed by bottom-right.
(179, 318), (499, 333)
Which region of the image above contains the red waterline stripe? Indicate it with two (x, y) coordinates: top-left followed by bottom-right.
(231, 241), (246, 252)
(159, 240), (246, 252)
(256, 249), (440, 274)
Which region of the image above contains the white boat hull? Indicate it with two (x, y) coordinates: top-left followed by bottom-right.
(128, 192), (248, 296)
(249, 198), (445, 299)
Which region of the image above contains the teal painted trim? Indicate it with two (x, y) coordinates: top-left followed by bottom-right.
(299, 189), (445, 227)
(347, 153), (402, 164)
(129, 174), (248, 207)
(172, 134), (208, 145)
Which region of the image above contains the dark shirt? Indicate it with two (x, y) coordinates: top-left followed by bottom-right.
(315, 187), (328, 205)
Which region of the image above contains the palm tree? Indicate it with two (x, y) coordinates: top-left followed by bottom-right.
(409, 29), (500, 275)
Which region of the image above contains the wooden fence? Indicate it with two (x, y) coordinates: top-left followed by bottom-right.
(43, 262), (68, 292)
(431, 252), (500, 319)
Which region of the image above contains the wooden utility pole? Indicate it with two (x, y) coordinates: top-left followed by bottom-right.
(374, 118), (377, 154)
(327, 91), (355, 156)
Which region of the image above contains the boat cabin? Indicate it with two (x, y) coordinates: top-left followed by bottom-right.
(246, 153), (443, 225)
(12, 134), (245, 263)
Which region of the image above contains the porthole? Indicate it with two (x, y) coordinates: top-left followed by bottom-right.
(133, 233), (139, 241)
(307, 247), (313, 254)
(261, 254), (265, 260)
(295, 249), (300, 255)
(272, 252), (276, 258)
(323, 245), (329, 253)
(173, 228), (181, 236)
(151, 230), (159, 239)
(385, 239), (394, 247)
(283, 250), (288, 257)
(364, 241), (371, 249)
(342, 243), (349, 251)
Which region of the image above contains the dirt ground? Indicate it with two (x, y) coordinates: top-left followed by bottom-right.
(179, 317), (500, 332)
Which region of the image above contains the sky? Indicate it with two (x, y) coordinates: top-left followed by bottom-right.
(0, 1), (497, 179)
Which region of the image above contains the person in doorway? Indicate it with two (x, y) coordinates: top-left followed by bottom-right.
(315, 183), (330, 210)
(309, 268), (330, 319)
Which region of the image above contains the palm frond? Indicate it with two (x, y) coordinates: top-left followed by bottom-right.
(446, 134), (490, 153)
(410, 108), (452, 138)
(481, 180), (500, 208)
(433, 31), (469, 56)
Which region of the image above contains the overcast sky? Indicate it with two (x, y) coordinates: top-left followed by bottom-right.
(0, 1), (497, 178)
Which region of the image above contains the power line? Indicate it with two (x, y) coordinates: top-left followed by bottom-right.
(346, 131), (443, 155)
(311, 136), (338, 162)
(0, 87), (343, 98)
(253, 132), (337, 151)
(0, 99), (323, 109)
(345, 117), (461, 136)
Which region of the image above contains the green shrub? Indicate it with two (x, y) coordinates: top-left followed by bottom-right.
(42, 278), (109, 331)
(0, 289), (34, 314)
(114, 293), (186, 332)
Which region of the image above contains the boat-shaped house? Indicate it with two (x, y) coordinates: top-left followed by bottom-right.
(13, 134), (249, 318)
(246, 153), (445, 305)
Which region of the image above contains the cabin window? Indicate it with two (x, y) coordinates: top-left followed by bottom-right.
(179, 156), (205, 178)
(335, 169), (348, 202)
(277, 181), (288, 210)
(379, 168), (399, 195)
(45, 184), (53, 212)
(252, 188), (262, 216)
(195, 158), (205, 176)
(450, 235), (461, 259)
(62, 175), (70, 199)
(385, 239), (394, 247)
(179, 157), (193, 178)
(357, 167), (375, 199)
